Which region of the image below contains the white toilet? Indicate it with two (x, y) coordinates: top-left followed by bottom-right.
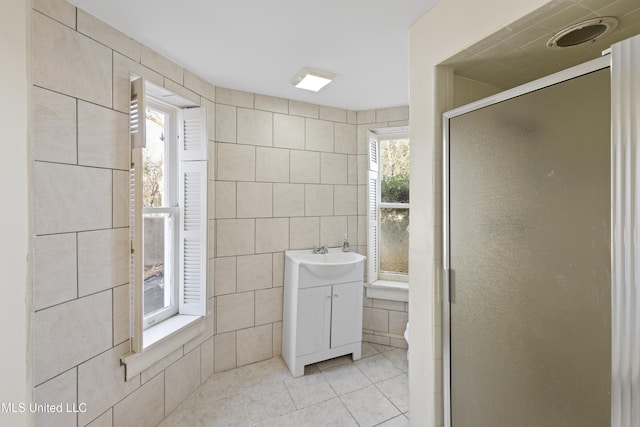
(404, 322), (409, 360)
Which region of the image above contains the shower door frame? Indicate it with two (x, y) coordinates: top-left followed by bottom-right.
(441, 54), (611, 427)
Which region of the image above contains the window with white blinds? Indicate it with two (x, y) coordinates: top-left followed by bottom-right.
(129, 77), (207, 352)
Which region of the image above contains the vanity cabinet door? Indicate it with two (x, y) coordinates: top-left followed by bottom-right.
(296, 286), (332, 356)
(330, 281), (363, 348)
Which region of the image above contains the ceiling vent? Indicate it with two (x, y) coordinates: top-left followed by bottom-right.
(547, 16), (619, 48)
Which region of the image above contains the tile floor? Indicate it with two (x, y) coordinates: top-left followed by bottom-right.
(159, 342), (409, 427)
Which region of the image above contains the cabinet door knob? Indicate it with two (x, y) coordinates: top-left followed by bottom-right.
(327, 295), (331, 299)
(334, 294), (339, 298)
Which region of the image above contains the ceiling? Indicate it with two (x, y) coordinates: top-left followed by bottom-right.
(70, 0), (440, 111)
(443, 0), (640, 90)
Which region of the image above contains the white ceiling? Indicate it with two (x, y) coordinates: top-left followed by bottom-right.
(70, 0), (440, 111)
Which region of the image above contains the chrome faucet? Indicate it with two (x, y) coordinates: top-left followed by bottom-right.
(313, 245), (328, 254)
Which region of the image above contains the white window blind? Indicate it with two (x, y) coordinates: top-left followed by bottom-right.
(368, 134), (379, 284)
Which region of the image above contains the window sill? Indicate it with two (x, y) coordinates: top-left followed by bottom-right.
(366, 280), (409, 302)
(121, 314), (205, 380)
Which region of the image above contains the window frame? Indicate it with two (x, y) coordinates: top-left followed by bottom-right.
(142, 99), (181, 329)
(368, 129), (410, 284)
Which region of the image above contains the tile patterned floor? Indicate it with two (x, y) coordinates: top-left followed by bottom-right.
(159, 342), (409, 427)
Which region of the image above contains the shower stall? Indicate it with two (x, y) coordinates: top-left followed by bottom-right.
(443, 34), (640, 427)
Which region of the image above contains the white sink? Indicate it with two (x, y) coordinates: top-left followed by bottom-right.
(286, 249), (366, 281)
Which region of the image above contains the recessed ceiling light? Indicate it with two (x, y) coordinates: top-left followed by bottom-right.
(291, 67), (335, 92)
(547, 17), (619, 48)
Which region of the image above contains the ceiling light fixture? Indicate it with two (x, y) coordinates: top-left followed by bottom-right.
(291, 67), (335, 92)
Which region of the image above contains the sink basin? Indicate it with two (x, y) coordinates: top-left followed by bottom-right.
(286, 249), (366, 280)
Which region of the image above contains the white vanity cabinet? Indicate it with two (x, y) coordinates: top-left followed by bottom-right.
(282, 249), (365, 377)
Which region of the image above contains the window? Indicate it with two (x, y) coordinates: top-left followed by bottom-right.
(128, 78), (207, 357)
(368, 130), (410, 285)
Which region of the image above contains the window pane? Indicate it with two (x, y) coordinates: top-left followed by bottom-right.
(143, 212), (173, 316)
(380, 208), (409, 274)
(144, 108), (166, 207)
(381, 139), (410, 203)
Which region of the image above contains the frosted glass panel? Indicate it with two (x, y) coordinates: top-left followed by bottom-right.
(448, 69), (610, 427)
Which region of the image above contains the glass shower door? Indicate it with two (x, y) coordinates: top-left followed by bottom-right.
(446, 67), (611, 426)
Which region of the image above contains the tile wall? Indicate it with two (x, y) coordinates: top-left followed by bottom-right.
(30, 1), (409, 425)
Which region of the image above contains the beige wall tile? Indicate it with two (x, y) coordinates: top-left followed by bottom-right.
(112, 52), (163, 114)
(320, 216), (348, 247)
(273, 183), (304, 217)
(113, 170), (129, 228)
(77, 9), (140, 61)
(77, 341), (139, 425)
(335, 123), (357, 154)
(274, 114), (304, 149)
(237, 108), (273, 146)
(215, 181), (236, 219)
(237, 324), (273, 366)
(255, 94), (288, 114)
(389, 311), (409, 336)
(348, 155), (358, 185)
(373, 299), (407, 312)
(290, 150), (320, 183)
(165, 349), (201, 415)
(202, 98), (216, 142)
(357, 155), (368, 185)
(347, 110), (357, 125)
(305, 184), (333, 217)
(376, 106), (409, 122)
(216, 87), (254, 108)
(255, 287), (283, 325)
(215, 104), (236, 143)
(348, 216), (358, 247)
(33, 233), (77, 311)
(319, 106), (347, 123)
(78, 101), (129, 170)
(33, 12), (112, 107)
(113, 373), (164, 427)
(33, 0), (76, 29)
(214, 257), (237, 296)
(289, 100), (319, 119)
(86, 410), (112, 427)
(34, 368), (77, 427)
(164, 78), (201, 105)
(237, 254), (273, 292)
(217, 143), (255, 181)
(140, 347), (183, 385)
(321, 153), (348, 184)
(357, 110), (376, 124)
(214, 331), (237, 372)
(306, 119), (334, 152)
(216, 292), (255, 333)
(201, 337), (215, 383)
(208, 219), (216, 259)
(358, 215), (367, 246)
(334, 185), (358, 216)
(184, 69), (216, 102)
(216, 219), (254, 257)
(362, 333), (390, 346)
(255, 218), (289, 253)
(35, 291), (112, 385)
(363, 307), (389, 333)
(289, 217), (319, 250)
(358, 184), (367, 216)
(273, 252), (285, 287)
(140, 45), (183, 84)
(256, 147), (290, 182)
(112, 284), (129, 346)
(273, 321), (283, 356)
(34, 162), (112, 235)
(78, 228), (129, 297)
(237, 182), (272, 218)
(33, 87), (76, 164)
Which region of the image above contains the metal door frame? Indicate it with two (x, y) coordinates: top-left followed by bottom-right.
(442, 55), (611, 427)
